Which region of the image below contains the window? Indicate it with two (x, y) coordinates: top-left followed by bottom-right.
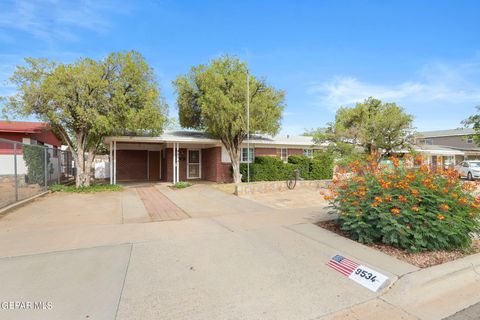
(467, 137), (474, 144)
(303, 149), (313, 158)
(241, 148), (254, 163)
(424, 139), (433, 145)
(279, 148), (288, 163)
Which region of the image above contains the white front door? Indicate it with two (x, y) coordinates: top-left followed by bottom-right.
(187, 149), (201, 179)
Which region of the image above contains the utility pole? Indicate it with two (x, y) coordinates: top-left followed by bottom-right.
(247, 72), (250, 184)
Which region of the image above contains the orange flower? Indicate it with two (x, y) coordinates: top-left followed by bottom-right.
(406, 173), (415, 181)
(411, 205), (420, 212)
(459, 197), (468, 205)
(384, 195), (392, 202)
(370, 202), (379, 208)
(398, 195), (408, 202)
(441, 188), (449, 194)
(450, 193), (459, 199)
(352, 201), (360, 207)
(462, 182), (476, 192)
(374, 196), (383, 203)
(439, 203), (450, 211)
(437, 214), (445, 220)
(411, 189), (419, 197)
(391, 207), (401, 216)
(471, 203), (479, 209)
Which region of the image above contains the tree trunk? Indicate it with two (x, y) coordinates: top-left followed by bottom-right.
(224, 142), (242, 184)
(231, 153), (242, 184)
(75, 145), (90, 187)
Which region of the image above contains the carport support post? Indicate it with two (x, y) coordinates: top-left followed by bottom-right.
(13, 143), (18, 201)
(109, 141), (113, 185)
(113, 141), (117, 185)
(176, 143), (180, 183)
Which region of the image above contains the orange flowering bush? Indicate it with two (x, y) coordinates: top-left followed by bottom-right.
(325, 154), (480, 252)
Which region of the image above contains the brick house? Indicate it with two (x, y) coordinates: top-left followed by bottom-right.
(105, 131), (322, 183)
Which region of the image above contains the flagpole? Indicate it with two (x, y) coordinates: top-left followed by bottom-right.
(247, 72), (250, 184)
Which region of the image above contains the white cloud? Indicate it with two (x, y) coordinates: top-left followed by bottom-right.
(307, 59), (480, 112)
(0, 0), (129, 42)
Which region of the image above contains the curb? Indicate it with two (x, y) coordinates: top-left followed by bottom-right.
(0, 191), (50, 217)
(381, 252), (480, 320)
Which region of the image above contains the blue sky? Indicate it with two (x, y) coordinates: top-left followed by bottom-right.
(1, 0), (480, 134)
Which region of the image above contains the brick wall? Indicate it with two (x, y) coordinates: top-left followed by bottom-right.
(201, 147), (218, 181)
(288, 148), (303, 156)
(254, 148), (277, 157)
(164, 148), (188, 182)
(202, 147), (233, 183)
(116, 150), (148, 180)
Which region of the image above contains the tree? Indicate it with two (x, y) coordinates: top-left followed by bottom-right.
(329, 97), (413, 158)
(173, 55), (285, 183)
(462, 105), (480, 145)
(3, 51), (167, 187)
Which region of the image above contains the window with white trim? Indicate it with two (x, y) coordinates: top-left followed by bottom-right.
(279, 148), (288, 163)
(303, 149), (313, 158)
(241, 148), (254, 163)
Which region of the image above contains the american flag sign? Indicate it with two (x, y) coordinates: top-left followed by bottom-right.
(327, 254), (360, 276)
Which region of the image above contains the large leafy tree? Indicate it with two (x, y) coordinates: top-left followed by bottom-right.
(3, 51), (167, 187)
(314, 97), (413, 160)
(173, 55), (285, 183)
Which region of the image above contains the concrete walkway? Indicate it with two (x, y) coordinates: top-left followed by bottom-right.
(0, 184), (479, 319)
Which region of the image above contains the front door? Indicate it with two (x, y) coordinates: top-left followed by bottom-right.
(187, 149), (201, 179)
(148, 151), (160, 180)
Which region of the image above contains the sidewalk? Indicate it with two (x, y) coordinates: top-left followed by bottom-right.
(0, 186), (479, 319)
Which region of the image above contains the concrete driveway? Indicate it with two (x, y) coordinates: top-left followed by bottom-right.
(0, 184), (478, 319)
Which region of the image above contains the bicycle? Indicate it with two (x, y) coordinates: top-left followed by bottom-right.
(286, 169), (301, 190)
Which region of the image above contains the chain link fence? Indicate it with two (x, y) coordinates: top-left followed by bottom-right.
(0, 138), (75, 209)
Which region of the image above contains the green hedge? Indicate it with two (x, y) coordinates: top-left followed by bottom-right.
(240, 153), (333, 182)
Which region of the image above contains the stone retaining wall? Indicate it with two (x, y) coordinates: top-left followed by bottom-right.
(234, 179), (331, 196)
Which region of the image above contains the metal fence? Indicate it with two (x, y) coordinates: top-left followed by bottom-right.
(0, 138), (75, 209)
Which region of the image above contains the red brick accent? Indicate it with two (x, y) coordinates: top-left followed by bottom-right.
(201, 147), (233, 183)
(116, 150), (148, 181)
(254, 148), (277, 157)
(288, 148), (303, 156)
(217, 163), (233, 183)
(163, 148), (188, 182)
(201, 147), (218, 181)
(163, 146), (233, 183)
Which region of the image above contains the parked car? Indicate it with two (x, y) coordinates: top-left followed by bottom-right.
(454, 161), (480, 180)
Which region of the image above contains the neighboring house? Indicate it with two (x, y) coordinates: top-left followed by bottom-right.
(0, 121), (63, 182)
(414, 128), (480, 169)
(105, 131), (322, 183)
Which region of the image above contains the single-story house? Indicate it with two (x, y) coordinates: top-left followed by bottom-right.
(104, 131), (322, 184)
(0, 121), (64, 181)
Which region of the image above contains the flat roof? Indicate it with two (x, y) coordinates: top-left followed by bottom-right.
(417, 128), (475, 138)
(105, 130), (324, 147)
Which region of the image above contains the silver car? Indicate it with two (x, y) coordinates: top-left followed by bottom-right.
(455, 161), (480, 180)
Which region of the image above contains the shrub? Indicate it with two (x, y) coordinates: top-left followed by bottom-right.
(240, 154), (334, 182)
(172, 181), (191, 189)
(240, 156), (290, 182)
(325, 155), (480, 252)
(311, 152), (334, 179)
(49, 183), (123, 193)
(288, 155), (311, 179)
(23, 144), (47, 185)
